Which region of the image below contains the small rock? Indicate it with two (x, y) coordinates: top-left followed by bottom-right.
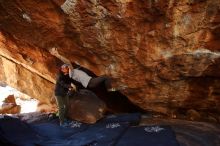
(207, 115), (217, 123)
(3, 95), (16, 104)
(0, 105), (21, 114)
(186, 109), (201, 121)
(0, 95), (21, 114)
(148, 30), (156, 36)
(22, 13), (31, 22)
(37, 102), (57, 113)
(165, 23), (171, 28)
(0, 81), (7, 87)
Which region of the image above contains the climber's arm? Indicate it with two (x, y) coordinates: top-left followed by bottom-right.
(49, 47), (74, 70)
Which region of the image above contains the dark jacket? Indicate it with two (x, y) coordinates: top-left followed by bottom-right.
(55, 72), (84, 96)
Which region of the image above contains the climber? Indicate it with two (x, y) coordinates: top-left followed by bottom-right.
(50, 47), (117, 92)
(54, 64), (80, 127)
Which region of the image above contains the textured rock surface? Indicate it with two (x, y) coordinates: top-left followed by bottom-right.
(0, 56), (54, 106)
(0, 0), (220, 120)
(67, 89), (106, 124)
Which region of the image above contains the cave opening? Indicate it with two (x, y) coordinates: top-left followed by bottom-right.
(0, 82), (39, 114)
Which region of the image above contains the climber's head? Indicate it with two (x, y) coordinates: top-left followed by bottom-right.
(60, 64), (69, 75)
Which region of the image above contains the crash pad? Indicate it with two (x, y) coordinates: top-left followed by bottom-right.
(0, 113), (179, 146)
(115, 125), (179, 146)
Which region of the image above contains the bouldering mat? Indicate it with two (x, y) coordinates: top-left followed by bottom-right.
(101, 113), (141, 125)
(115, 125), (179, 146)
(0, 116), (43, 146)
(0, 114), (179, 146)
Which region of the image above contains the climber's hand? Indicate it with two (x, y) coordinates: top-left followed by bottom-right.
(50, 96), (56, 103)
(49, 47), (59, 56)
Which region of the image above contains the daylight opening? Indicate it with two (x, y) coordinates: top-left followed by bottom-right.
(0, 84), (39, 114)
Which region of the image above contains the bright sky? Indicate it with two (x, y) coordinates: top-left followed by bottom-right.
(0, 85), (38, 113)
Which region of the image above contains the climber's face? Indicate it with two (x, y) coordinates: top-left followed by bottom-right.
(61, 66), (69, 75)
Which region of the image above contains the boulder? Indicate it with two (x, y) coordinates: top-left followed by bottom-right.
(0, 95), (21, 114)
(3, 95), (16, 104)
(67, 89), (106, 124)
(186, 109), (201, 121)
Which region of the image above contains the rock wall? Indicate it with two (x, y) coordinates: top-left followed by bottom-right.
(0, 56), (54, 105)
(0, 0), (220, 121)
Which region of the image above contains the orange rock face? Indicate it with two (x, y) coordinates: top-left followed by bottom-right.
(0, 0), (220, 121)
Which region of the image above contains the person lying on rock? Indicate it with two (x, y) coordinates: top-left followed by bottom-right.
(50, 47), (118, 92)
(55, 65), (81, 127)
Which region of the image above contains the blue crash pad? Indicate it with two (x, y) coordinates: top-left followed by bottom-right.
(31, 121), (88, 140)
(0, 113), (179, 146)
(42, 122), (129, 146)
(101, 113), (141, 125)
(0, 116), (42, 146)
(115, 125), (179, 146)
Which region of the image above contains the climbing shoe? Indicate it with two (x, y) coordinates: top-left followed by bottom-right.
(107, 85), (128, 92)
(107, 88), (117, 92)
